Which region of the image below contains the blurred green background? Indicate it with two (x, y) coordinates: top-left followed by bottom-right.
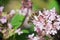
(0, 0), (60, 13)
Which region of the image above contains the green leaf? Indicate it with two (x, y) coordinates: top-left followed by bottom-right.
(11, 13), (25, 30)
(22, 30), (29, 33)
(48, 0), (59, 12)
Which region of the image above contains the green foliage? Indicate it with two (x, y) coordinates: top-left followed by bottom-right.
(6, 33), (28, 40)
(11, 14), (25, 30)
(0, 0), (10, 6)
(22, 30), (29, 33)
(48, 0), (59, 12)
(44, 36), (50, 40)
(32, 0), (59, 13)
(7, 21), (35, 40)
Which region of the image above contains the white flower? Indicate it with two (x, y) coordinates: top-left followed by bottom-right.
(50, 29), (57, 35)
(17, 31), (23, 35)
(28, 33), (34, 38)
(15, 28), (21, 33)
(32, 36), (40, 40)
(28, 34), (40, 40)
(15, 28), (23, 35)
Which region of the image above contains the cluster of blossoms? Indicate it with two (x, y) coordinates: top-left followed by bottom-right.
(0, 6), (14, 30)
(32, 8), (60, 35)
(0, 6), (23, 36)
(28, 8), (60, 40)
(19, 0), (32, 16)
(0, 6), (7, 26)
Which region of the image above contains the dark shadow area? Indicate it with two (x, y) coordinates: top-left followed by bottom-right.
(0, 32), (3, 40)
(56, 0), (60, 6)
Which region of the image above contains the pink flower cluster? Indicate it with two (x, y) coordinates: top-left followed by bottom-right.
(32, 8), (60, 35)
